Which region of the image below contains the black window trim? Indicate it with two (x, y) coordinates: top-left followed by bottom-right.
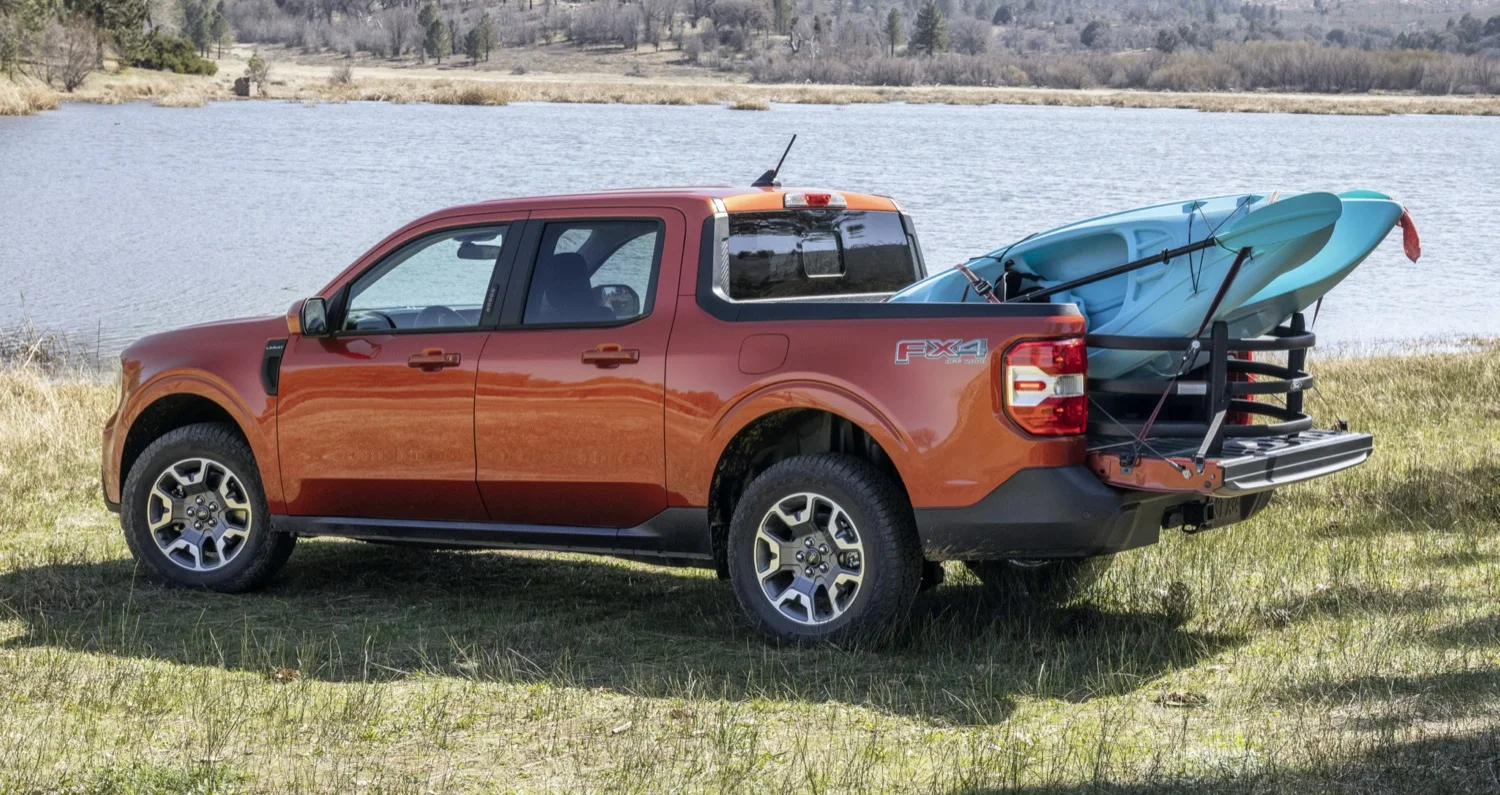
(496, 215), (668, 331)
(694, 215), (1083, 323)
(328, 219), (524, 338)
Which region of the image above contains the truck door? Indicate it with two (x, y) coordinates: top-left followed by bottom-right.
(276, 217), (524, 521)
(474, 208), (684, 528)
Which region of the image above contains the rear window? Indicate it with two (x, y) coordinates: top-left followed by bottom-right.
(725, 210), (921, 301)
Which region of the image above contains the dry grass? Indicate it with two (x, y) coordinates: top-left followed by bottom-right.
(73, 70), (231, 106)
(729, 97), (770, 111)
(14, 65), (1500, 115)
(353, 79), (510, 106)
(0, 77), (60, 116)
(1, 344), (1498, 792)
(0, 318), (96, 371)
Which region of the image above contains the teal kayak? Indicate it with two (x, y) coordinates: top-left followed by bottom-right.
(1222, 190), (1407, 340)
(889, 192), (1339, 378)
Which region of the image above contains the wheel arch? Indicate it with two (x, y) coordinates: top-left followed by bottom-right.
(706, 407), (911, 577)
(116, 375), (275, 510)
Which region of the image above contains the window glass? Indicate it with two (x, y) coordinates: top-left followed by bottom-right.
(345, 225), (507, 331)
(726, 210), (919, 300)
(523, 220), (660, 325)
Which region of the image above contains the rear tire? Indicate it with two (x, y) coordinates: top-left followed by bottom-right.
(963, 557), (1113, 603)
(727, 454), (922, 646)
(120, 422), (294, 592)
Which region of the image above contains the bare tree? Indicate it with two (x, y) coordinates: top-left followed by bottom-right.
(382, 5), (417, 56)
(640, 0), (669, 49)
(687, 0), (713, 25)
(949, 16), (989, 54)
(42, 18), (98, 92)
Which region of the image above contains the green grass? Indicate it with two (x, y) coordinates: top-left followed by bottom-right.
(2, 346), (1499, 793)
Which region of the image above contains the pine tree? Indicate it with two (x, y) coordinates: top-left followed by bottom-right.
(417, 0), (439, 61)
(424, 17), (450, 63)
(909, 0), (946, 55)
(464, 23), (483, 61)
(1079, 18), (1106, 48)
(209, 0), (230, 58)
(477, 11), (495, 60)
(417, 0), (439, 31)
(884, 7), (902, 55)
(182, 0), (210, 56)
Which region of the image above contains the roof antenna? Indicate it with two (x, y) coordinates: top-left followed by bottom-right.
(752, 135), (796, 188)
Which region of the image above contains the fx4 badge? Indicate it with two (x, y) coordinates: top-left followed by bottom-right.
(894, 339), (989, 365)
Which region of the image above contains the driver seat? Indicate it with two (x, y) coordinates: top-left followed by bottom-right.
(528, 252), (615, 324)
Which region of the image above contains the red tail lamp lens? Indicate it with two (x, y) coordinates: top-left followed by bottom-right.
(1003, 338), (1088, 436)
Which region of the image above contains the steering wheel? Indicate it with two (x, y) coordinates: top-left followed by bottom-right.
(414, 305), (468, 329)
(352, 310), (398, 331)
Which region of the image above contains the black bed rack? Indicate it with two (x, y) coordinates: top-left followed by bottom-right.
(1085, 312), (1316, 457)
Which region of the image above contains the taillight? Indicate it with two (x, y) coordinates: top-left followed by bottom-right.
(1003, 338), (1088, 436)
(1226, 350), (1254, 425)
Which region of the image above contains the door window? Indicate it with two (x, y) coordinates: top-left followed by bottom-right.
(344, 225), (508, 332)
(523, 220), (661, 325)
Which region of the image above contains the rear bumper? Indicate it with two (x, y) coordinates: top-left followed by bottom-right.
(913, 465), (1273, 561)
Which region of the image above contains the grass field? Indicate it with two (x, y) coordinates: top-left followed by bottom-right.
(2, 346), (1499, 793)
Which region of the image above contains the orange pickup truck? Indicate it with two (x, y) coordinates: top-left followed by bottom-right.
(101, 186), (1371, 643)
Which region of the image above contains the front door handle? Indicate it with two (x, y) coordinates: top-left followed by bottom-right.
(408, 348), (461, 371)
(582, 344), (640, 368)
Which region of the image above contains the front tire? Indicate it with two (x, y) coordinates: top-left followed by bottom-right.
(727, 454), (922, 646)
(120, 422), (294, 591)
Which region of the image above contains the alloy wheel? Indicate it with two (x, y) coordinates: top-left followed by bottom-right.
(753, 492), (866, 626)
(144, 457), (254, 572)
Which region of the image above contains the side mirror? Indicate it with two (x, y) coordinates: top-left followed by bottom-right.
(593, 284), (641, 319)
(299, 297), (331, 337)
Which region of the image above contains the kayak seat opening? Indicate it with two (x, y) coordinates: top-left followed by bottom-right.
(1017, 232), (1131, 327)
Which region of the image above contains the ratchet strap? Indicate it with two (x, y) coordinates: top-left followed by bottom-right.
(955, 263), (1002, 304)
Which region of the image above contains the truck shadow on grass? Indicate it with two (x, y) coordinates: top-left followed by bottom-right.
(0, 539), (1244, 726)
(1306, 462), (1500, 540)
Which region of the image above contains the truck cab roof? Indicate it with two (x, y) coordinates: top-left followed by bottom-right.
(424, 187), (902, 221)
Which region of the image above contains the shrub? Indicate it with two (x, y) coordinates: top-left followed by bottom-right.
(125, 34), (218, 75)
(1148, 52), (1240, 91)
(681, 34), (703, 62)
(1039, 58), (1092, 88)
(861, 55), (920, 85)
(245, 49), (269, 90)
(570, 2), (639, 48)
(710, 0), (767, 38)
(927, 52), (996, 84)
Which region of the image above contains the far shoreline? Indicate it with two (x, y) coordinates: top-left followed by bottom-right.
(6, 54), (1500, 117)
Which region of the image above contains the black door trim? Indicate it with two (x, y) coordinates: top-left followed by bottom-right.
(271, 507), (713, 562)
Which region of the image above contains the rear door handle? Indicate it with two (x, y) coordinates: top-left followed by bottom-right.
(582, 344), (640, 368)
(408, 348), (461, 371)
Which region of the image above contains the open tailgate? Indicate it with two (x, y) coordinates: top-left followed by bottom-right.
(1084, 313), (1371, 499)
(1089, 428), (1372, 496)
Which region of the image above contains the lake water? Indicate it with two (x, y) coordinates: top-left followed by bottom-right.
(2, 100), (1498, 358)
